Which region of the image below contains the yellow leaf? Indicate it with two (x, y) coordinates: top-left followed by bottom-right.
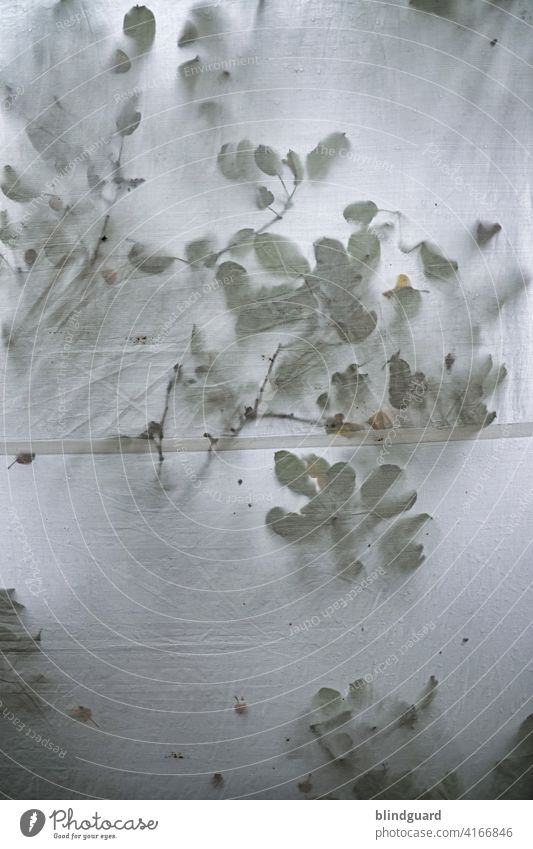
(396, 273), (411, 288)
(383, 273), (411, 298)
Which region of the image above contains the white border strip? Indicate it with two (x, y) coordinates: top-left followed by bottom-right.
(1, 422), (532, 456)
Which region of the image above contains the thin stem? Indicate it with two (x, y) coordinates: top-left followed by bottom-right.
(160, 363), (182, 432)
(89, 136), (125, 270)
(210, 182), (299, 265)
(230, 344), (282, 435)
(278, 174), (290, 199)
(253, 344), (281, 416)
(261, 412), (319, 425)
(0, 253), (14, 273)
(204, 432), (218, 447)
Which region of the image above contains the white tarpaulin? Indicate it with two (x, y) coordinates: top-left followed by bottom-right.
(0, 0), (531, 800)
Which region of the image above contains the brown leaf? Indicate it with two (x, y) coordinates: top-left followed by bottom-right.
(8, 452), (35, 469)
(68, 705), (97, 725)
(337, 421), (364, 435)
(234, 696), (247, 715)
(367, 411), (393, 430)
(101, 268), (118, 285)
(325, 413), (363, 436)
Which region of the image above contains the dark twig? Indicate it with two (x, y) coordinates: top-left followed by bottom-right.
(203, 432), (219, 451)
(89, 136), (125, 270)
(230, 344), (282, 435)
(253, 344), (282, 417)
(208, 182), (299, 266)
(160, 363), (182, 431)
(141, 362), (182, 468)
(261, 412), (319, 425)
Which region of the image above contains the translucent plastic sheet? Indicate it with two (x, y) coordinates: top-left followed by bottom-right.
(0, 0), (531, 445)
(1, 441), (532, 799)
(0, 0), (532, 801)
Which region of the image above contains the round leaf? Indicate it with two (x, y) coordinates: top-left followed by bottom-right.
(343, 201), (378, 226)
(255, 233), (310, 277)
(254, 145), (282, 177)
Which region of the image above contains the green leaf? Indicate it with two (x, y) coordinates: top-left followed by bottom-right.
(361, 464), (417, 518)
(322, 731), (353, 761)
(179, 55), (202, 81)
(311, 687), (345, 720)
(0, 588), (25, 613)
(387, 351), (412, 410)
(274, 450), (316, 497)
(25, 99), (74, 171)
(254, 145), (282, 177)
(307, 132), (350, 179)
(476, 221), (501, 246)
(43, 226), (83, 268)
(347, 231), (381, 265)
(417, 675), (438, 710)
(383, 278), (424, 317)
(1, 166), (38, 203)
(185, 238), (213, 267)
(343, 201), (378, 226)
(254, 233), (310, 276)
(116, 98), (141, 136)
(313, 237), (361, 291)
(420, 241), (458, 279)
(305, 454), (330, 480)
(111, 49), (131, 74)
(265, 507), (315, 542)
(177, 20), (198, 47)
(128, 243), (175, 275)
(215, 260), (248, 285)
(0, 210), (18, 245)
(231, 280), (314, 337)
(335, 305), (377, 344)
(310, 688), (353, 760)
(256, 186), (274, 209)
(491, 714), (533, 799)
(215, 260), (249, 308)
(323, 462), (356, 502)
(123, 5), (156, 52)
(347, 678), (368, 706)
(380, 513), (431, 569)
(229, 228), (255, 255)
(283, 149), (304, 185)
(217, 140), (254, 180)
